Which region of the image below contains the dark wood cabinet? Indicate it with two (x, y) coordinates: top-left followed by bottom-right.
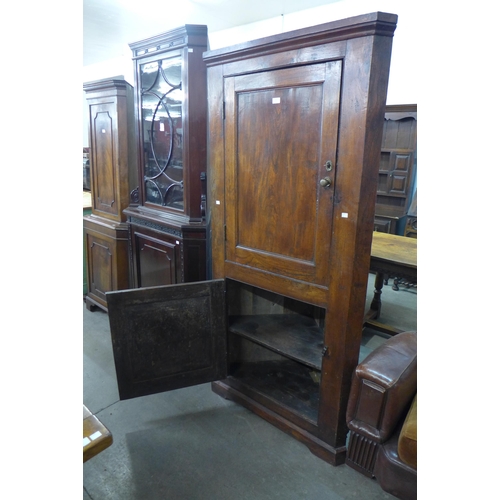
(106, 12), (397, 467)
(125, 25), (208, 287)
(127, 216), (206, 288)
(374, 104), (417, 233)
(84, 219), (130, 307)
(374, 215), (398, 233)
(83, 77), (137, 312)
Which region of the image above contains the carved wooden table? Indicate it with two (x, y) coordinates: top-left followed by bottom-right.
(365, 232), (417, 335)
(83, 405), (113, 462)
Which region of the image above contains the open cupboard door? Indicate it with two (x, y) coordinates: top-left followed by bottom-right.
(106, 280), (227, 400)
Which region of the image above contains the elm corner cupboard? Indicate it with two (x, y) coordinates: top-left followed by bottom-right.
(106, 12), (398, 467)
(124, 25), (208, 289)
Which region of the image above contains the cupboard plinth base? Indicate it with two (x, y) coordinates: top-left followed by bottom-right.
(211, 380), (346, 466)
(85, 295), (107, 313)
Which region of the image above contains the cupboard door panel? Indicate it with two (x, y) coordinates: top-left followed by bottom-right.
(106, 280), (227, 400)
(88, 235), (113, 301)
(388, 152), (412, 196)
(89, 103), (118, 218)
(224, 62), (342, 286)
(135, 232), (177, 287)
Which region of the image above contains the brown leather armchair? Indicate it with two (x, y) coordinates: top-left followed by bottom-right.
(346, 331), (417, 500)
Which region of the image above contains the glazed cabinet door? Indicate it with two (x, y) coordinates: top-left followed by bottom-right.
(106, 280), (227, 400)
(223, 61), (342, 286)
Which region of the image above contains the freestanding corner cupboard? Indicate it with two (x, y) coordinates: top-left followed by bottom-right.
(83, 77), (137, 312)
(106, 12), (398, 466)
(124, 25), (209, 288)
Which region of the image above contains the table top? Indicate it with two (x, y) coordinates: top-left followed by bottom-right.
(371, 232), (417, 269)
(83, 404), (113, 462)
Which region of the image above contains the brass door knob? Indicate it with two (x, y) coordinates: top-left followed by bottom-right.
(320, 177), (332, 188)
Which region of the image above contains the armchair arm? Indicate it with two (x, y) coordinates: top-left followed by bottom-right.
(347, 331), (417, 443)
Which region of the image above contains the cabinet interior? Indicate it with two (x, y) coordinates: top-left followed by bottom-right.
(225, 279), (325, 425)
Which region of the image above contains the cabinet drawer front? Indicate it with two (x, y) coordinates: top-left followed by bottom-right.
(224, 61), (342, 286)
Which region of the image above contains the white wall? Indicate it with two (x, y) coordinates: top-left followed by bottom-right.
(83, 57), (135, 146)
(209, 0), (418, 105)
(83, 0), (417, 145)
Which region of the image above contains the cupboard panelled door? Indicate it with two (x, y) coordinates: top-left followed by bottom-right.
(89, 102), (119, 219)
(87, 235), (113, 302)
(106, 280), (227, 400)
(135, 233), (178, 288)
(224, 62), (341, 286)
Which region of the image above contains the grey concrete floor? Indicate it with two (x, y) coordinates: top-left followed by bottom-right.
(83, 273), (416, 499)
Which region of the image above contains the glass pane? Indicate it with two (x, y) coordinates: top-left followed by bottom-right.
(140, 55), (184, 210)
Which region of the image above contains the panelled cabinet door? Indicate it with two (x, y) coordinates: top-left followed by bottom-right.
(386, 151), (414, 196)
(89, 101), (119, 218)
(106, 280), (227, 400)
(134, 231), (179, 288)
(224, 62), (342, 286)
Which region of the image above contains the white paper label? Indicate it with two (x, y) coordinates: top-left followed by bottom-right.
(89, 431), (102, 441)
(83, 437), (91, 447)
(216, 200), (221, 205)
(272, 97), (280, 104)
(341, 212), (348, 218)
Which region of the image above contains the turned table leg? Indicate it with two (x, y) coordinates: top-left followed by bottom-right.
(364, 271), (403, 336)
(369, 272), (385, 320)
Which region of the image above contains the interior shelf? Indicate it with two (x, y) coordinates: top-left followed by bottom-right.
(228, 314), (324, 371)
(228, 359), (320, 424)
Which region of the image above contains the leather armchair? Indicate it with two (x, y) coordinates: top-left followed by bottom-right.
(346, 331), (417, 500)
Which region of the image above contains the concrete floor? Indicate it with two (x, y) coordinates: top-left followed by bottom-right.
(83, 273), (416, 499)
